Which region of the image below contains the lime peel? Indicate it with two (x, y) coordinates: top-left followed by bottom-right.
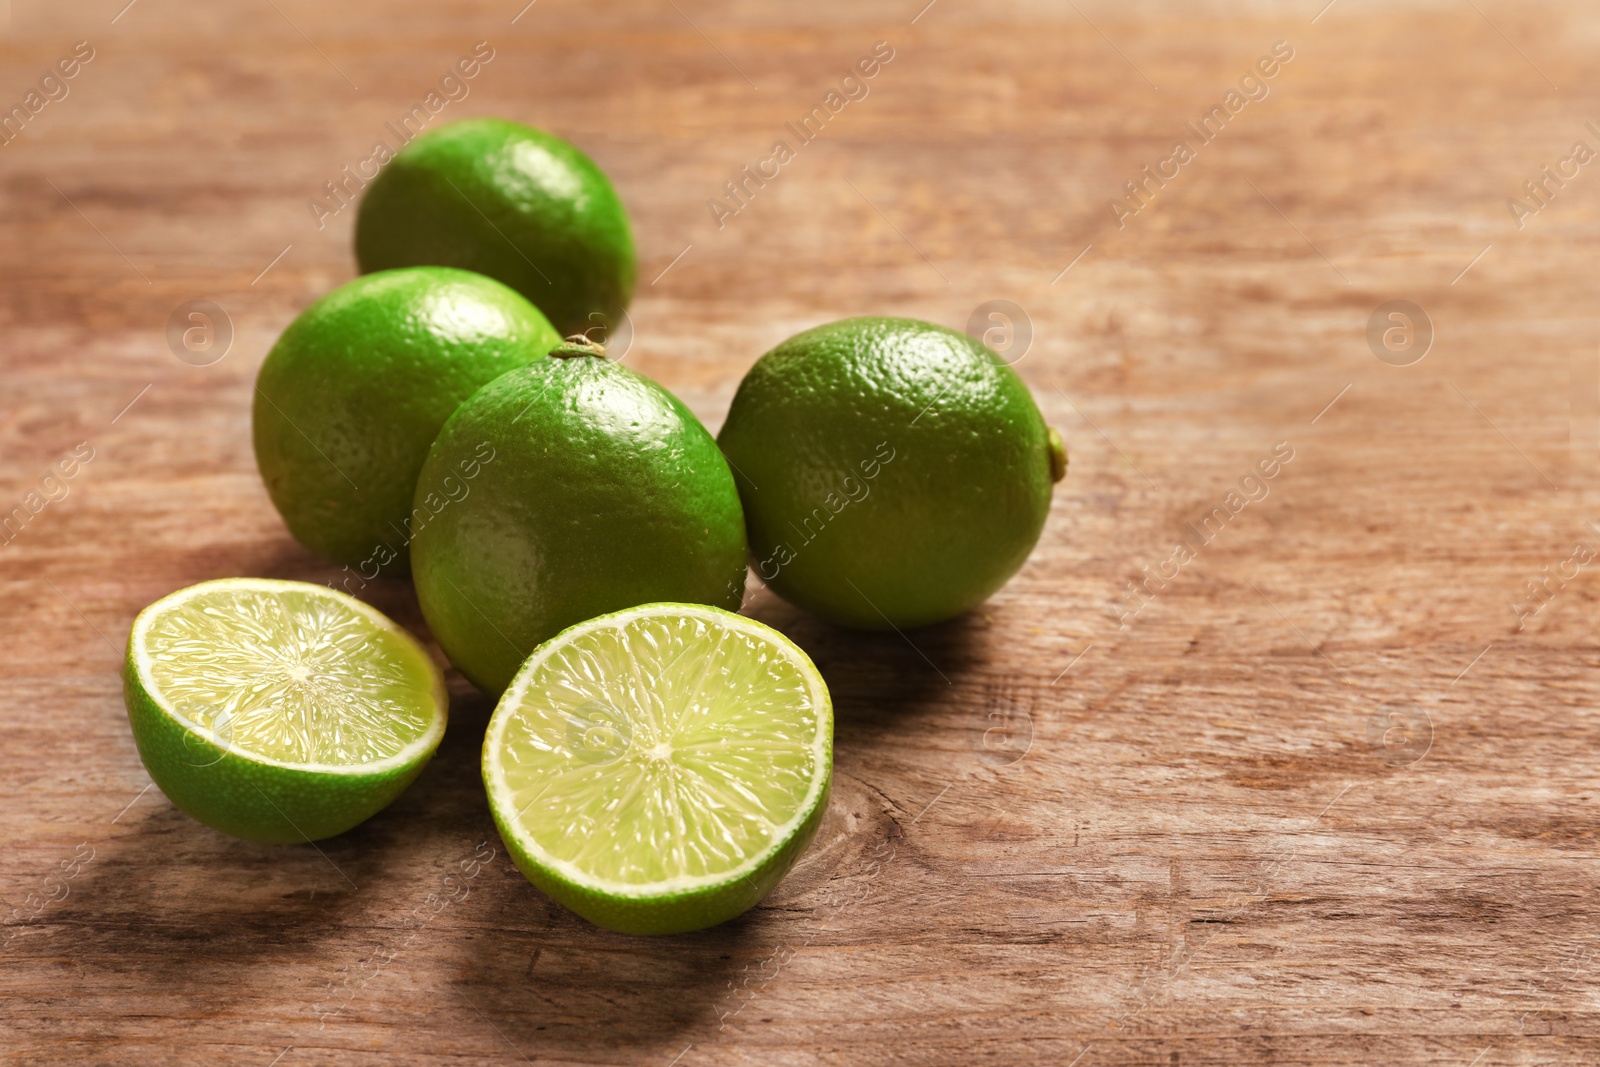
(124, 578), (447, 843)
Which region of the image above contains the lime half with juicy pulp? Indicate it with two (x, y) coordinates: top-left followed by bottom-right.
(124, 578), (447, 843)
(483, 603), (832, 935)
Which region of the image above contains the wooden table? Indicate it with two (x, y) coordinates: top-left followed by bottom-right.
(4, 0), (1599, 1063)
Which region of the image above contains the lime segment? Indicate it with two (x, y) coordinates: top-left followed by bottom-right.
(483, 603), (832, 934)
(125, 578), (446, 843)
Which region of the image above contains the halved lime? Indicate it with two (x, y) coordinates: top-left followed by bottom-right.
(483, 603), (832, 934)
(124, 578), (447, 844)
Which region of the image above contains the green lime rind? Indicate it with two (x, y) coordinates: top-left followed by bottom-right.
(354, 118), (637, 337)
(718, 316), (1057, 630)
(490, 776), (831, 936)
(410, 354), (747, 696)
(483, 603), (833, 936)
(252, 267), (560, 576)
(123, 579), (447, 844)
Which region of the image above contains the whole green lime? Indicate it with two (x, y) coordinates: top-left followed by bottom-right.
(354, 118), (636, 337)
(252, 267), (559, 577)
(410, 337), (748, 695)
(717, 317), (1067, 630)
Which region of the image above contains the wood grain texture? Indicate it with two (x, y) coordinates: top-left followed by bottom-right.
(4, 0), (1600, 1063)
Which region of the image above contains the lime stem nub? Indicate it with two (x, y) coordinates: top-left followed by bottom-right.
(1047, 427), (1068, 483)
(552, 335), (607, 360)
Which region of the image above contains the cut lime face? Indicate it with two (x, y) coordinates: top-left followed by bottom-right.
(124, 578), (446, 843)
(139, 583), (436, 765)
(483, 603), (832, 934)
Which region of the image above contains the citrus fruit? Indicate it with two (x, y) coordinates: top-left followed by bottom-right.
(410, 336), (747, 695)
(717, 316), (1067, 630)
(483, 602), (832, 935)
(123, 578), (446, 844)
(253, 267), (560, 577)
(354, 118), (636, 337)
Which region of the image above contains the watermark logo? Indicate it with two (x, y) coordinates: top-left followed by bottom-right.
(564, 699), (632, 765)
(966, 299), (1032, 365)
(977, 704), (1033, 766)
(181, 709), (235, 768)
(1366, 300), (1432, 367)
(1365, 703), (1433, 767)
(581, 308), (634, 362)
(167, 299), (233, 366)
